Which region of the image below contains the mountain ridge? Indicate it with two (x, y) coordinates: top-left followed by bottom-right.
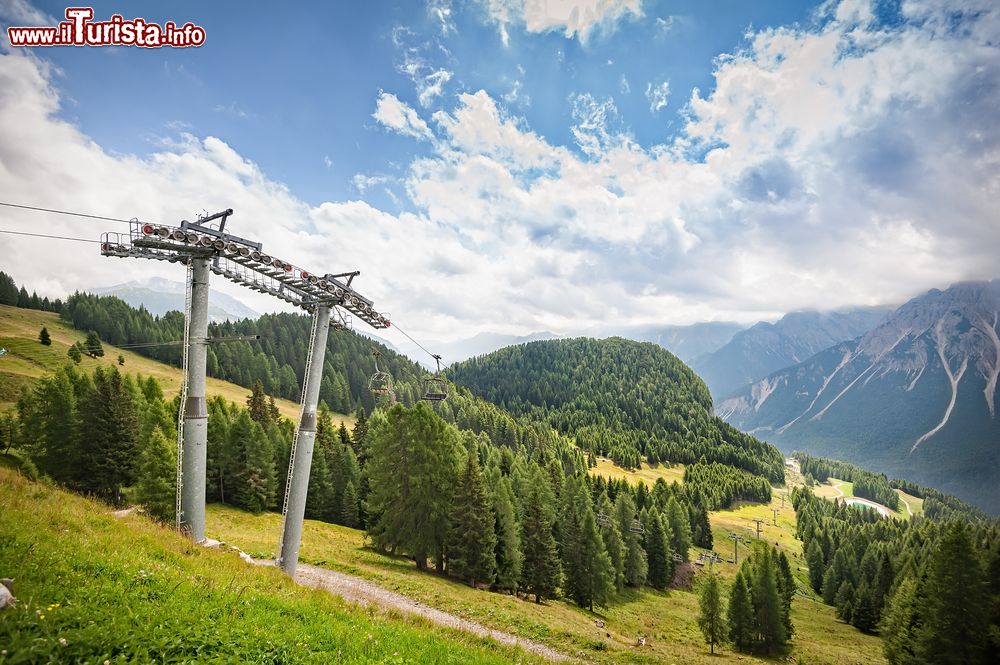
(692, 306), (894, 400)
(719, 280), (1000, 512)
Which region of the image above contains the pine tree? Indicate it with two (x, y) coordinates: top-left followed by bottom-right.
(614, 492), (647, 587)
(806, 538), (826, 593)
(16, 367), (80, 484)
(365, 403), (460, 571)
(881, 576), (923, 665)
(852, 581), (877, 633)
(38, 326), (51, 346)
(67, 344), (82, 364)
(519, 476), (562, 603)
(491, 472), (522, 593)
(776, 550), (795, 638)
(573, 508), (615, 610)
(665, 496), (692, 561)
(135, 429), (176, 521)
(447, 450), (497, 587)
(246, 379), (272, 426)
(76, 366), (138, 501)
(228, 410), (276, 513)
(750, 545), (788, 654)
(84, 330), (104, 357)
(0, 272), (18, 305)
(117, 354), (125, 366)
(305, 431), (334, 520)
(835, 580), (856, 624)
(559, 474), (588, 602)
(341, 480), (360, 528)
(645, 507), (673, 589)
(914, 521), (988, 664)
(728, 571), (754, 652)
(698, 572), (727, 654)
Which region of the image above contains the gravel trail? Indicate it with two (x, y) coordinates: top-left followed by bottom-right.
(290, 562), (573, 662)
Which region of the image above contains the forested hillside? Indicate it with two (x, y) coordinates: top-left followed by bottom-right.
(792, 487), (1000, 663)
(60, 290), (421, 413)
(450, 337), (785, 482)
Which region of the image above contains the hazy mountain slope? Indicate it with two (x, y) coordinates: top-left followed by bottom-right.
(692, 307), (893, 399)
(612, 321), (746, 363)
(93, 277), (259, 322)
(719, 281), (1000, 513)
(450, 337), (785, 481)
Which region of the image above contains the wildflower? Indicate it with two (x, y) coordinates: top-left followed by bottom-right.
(59, 638), (67, 646)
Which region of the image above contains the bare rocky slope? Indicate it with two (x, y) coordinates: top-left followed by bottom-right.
(718, 280), (1000, 513)
(692, 307), (893, 400)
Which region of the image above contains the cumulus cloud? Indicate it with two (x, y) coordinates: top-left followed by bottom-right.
(0, 0), (998, 344)
(372, 91), (433, 140)
(480, 0), (644, 43)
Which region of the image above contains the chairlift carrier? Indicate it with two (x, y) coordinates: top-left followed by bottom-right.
(421, 354), (448, 401)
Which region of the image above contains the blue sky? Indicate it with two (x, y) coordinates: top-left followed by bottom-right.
(30, 0), (818, 208)
(0, 0), (997, 349)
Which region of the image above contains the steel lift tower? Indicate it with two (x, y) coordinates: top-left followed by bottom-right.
(100, 210), (389, 576)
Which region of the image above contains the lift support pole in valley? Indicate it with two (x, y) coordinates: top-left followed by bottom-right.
(277, 304), (332, 576)
(180, 256), (211, 542)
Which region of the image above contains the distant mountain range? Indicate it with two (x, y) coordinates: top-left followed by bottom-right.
(691, 307), (893, 400)
(610, 321), (747, 364)
(718, 280), (1000, 513)
(93, 277), (259, 323)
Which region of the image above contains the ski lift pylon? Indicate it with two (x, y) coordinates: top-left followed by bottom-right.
(368, 350), (396, 404)
(421, 354), (448, 401)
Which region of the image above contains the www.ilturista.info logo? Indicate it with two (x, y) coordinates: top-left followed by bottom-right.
(6, 7), (206, 48)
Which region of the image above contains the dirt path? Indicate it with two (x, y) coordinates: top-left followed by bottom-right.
(829, 480), (845, 497)
(284, 562), (573, 662)
(897, 491), (914, 517)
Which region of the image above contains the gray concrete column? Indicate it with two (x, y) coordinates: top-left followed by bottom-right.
(181, 257), (211, 542)
(278, 304), (332, 576)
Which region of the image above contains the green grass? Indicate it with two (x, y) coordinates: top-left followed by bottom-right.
(588, 458), (685, 487)
(0, 467), (545, 664)
(207, 497), (887, 664)
(0, 304), (354, 428)
(811, 477), (918, 520)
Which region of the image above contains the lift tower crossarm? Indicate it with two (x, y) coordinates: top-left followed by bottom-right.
(98, 209), (387, 547)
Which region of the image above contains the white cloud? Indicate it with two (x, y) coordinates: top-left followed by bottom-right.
(427, 0), (456, 36)
(417, 69), (453, 107)
(619, 74), (630, 94)
(645, 80), (669, 113)
(212, 101), (250, 119)
(654, 15), (675, 35)
(0, 0), (53, 25)
(372, 91), (433, 140)
(480, 0), (644, 42)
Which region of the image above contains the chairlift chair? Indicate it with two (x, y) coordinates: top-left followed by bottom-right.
(595, 512), (612, 529)
(421, 354), (448, 401)
(629, 519), (645, 535)
(368, 351), (396, 404)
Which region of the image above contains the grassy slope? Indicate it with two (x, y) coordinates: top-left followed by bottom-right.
(812, 477), (917, 521)
(207, 496), (887, 664)
(0, 304), (353, 428)
(587, 458), (685, 487)
(0, 467), (544, 664)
